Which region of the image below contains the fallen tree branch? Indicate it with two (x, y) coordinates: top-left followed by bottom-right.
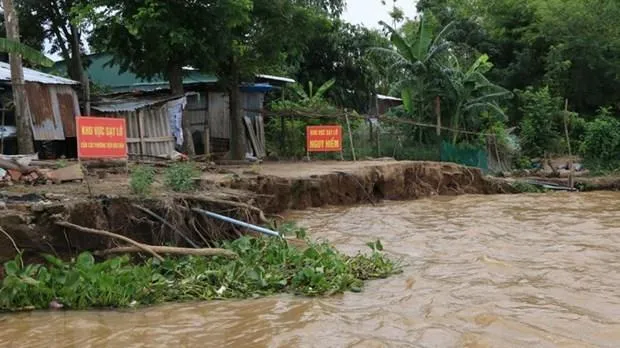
(55, 221), (164, 261)
(0, 158), (38, 174)
(0, 225), (20, 254)
(131, 204), (199, 248)
(93, 246), (238, 258)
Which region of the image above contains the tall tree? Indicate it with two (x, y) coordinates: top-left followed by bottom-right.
(377, 15), (454, 120)
(294, 20), (391, 112)
(2, 0), (33, 153)
(87, 0), (252, 156)
(203, 1), (340, 159)
(19, 0), (91, 113)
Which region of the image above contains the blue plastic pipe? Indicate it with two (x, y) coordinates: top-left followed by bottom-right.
(192, 208), (280, 237)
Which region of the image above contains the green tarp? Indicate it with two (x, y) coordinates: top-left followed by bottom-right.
(440, 141), (488, 172)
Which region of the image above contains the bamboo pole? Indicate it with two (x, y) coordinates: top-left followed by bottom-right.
(344, 109), (356, 161)
(564, 99), (574, 189)
(94, 246), (237, 258)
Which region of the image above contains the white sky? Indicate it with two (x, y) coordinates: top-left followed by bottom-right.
(343, 0), (418, 28)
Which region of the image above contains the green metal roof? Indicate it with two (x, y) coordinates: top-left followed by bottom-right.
(53, 53), (218, 93)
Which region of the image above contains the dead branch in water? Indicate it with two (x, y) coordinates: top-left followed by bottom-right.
(55, 221), (165, 261)
(93, 246), (237, 258)
(131, 204), (199, 248)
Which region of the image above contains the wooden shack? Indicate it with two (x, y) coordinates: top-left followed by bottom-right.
(91, 94), (186, 157)
(0, 61), (81, 156)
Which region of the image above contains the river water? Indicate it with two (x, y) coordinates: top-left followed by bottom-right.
(2, 192), (620, 347)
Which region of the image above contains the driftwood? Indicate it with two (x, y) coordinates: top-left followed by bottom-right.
(56, 221), (165, 261)
(93, 246), (237, 258)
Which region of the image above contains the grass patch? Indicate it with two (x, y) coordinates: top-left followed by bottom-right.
(0, 235), (400, 312)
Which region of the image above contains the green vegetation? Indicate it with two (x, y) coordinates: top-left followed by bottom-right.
(580, 110), (620, 170)
(510, 181), (547, 193)
(164, 163), (198, 192)
(8, 0), (620, 167)
(0, 235), (400, 312)
(130, 165), (156, 196)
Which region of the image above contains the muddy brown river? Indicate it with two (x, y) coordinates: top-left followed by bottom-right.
(2, 192), (620, 347)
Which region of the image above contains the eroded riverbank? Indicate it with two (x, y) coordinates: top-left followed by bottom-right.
(0, 161), (510, 262)
(3, 192), (620, 347)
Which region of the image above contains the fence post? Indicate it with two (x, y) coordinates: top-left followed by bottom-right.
(344, 109), (356, 161)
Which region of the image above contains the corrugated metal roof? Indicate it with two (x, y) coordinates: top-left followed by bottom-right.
(377, 94), (402, 102)
(92, 94), (185, 112)
(53, 53), (217, 93)
(0, 62), (79, 85)
(256, 74), (295, 83)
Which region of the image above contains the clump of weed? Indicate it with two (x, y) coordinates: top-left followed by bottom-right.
(511, 181), (546, 193)
(130, 165), (156, 196)
(0, 232), (400, 311)
(164, 162), (199, 192)
(56, 159), (68, 169)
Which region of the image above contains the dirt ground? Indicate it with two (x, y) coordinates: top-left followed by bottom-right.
(1, 160), (410, 199)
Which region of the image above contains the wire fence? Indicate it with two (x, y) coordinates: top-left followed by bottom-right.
(260, 109), (513, 173)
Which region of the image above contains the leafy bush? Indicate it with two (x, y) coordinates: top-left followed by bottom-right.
(580, 109), (620, 170)
(164, 162), (199, 192)
(518, 87), (563, 157)
(130, 165), (156, 196)
(0, 234), (400, 311)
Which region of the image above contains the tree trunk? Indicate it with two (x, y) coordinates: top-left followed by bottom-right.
(2, 0), (34, 154)
(228, 64), (245, 160)
(69, 24), (90, 115)
(168, 63), (195, 156)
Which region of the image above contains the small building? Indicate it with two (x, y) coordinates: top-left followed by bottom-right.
(0, 61), (80, 156)
(91, 93), (187, 157)
(54, 53), (293, 158)
(374, 94), (403, 115)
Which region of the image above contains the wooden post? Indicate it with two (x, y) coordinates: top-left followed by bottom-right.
(564, 99), (574, 189)
(1, 109), (5, 154)
(344, 109), (356, 161)
(137, 110), (146, 156)
(280, 115), (285, 155)
(435, 96), (441, 137)
(376, 123), (381, 157)
(203, 122), (210, 159)
(2, 0), (35, 154)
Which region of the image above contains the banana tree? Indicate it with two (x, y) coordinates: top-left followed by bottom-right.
(290, 78), (335, 105)
(445, 54), (511, 143)
(375, 15), (455, 120)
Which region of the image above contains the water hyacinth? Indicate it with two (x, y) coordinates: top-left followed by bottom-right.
(0, 235), (400, 312)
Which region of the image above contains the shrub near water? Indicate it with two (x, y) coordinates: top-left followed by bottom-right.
(0, 236), (400, 311)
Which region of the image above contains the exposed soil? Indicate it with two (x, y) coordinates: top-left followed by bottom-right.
(0, 160), (512, 264)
